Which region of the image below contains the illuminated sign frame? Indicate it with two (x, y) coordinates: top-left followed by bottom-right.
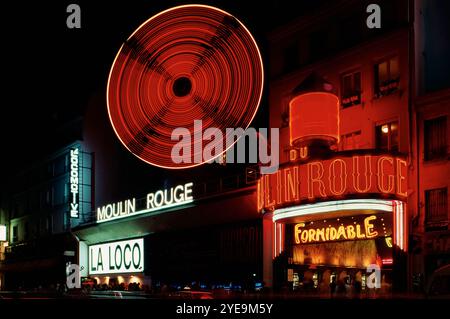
(272, 199), (407, 256)
(70, 148), (80, 218)
(96, 182), (194, 223)
(258, 154), (407, 212)
(273, 199), (393, 222)
(89, 238), (144, 275)
(293, 213), (392, 244)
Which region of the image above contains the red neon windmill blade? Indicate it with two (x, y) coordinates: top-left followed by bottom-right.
(107, 4), (264, 169)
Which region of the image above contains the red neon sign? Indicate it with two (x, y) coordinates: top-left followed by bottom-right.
(257, 154), (408, 211)
(290, 92), (340, 147)
(107, 5), (264, 169)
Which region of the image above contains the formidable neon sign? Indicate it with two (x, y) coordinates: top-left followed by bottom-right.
(70, 148), (80, 218)
(293, 213), (391, 244)
(97, 182), (194, 223)
(258, 154), (407, 211)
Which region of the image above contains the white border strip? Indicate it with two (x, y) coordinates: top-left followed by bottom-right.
(272, 199), (393, 222)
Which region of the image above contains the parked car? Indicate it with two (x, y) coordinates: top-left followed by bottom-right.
(426, 264), (450, 299)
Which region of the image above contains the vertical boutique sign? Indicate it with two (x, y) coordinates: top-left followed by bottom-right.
(70, 148), (80, 218)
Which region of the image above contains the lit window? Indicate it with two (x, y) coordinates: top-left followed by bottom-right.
(376, 121), (398, 152)
(375, 56), (400, 97)
(424, 116), (447, 161)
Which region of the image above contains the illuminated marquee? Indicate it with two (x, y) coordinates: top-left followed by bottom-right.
(89, 238), (144, 275)
(97, 182), (194, 223)
(70, 148), (80, 218)
(293, 213), (392, 244)
(258, 154), (407, 211)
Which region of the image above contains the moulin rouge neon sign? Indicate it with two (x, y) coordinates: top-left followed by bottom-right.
(257, 154), (407, 211)
(96, 182), (194, 223)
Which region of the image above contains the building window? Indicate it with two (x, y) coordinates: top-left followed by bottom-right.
(40, 216), (52, 235)
(12, 225), (18, 243)
(341, 131), (362, 150)
(376, 121), (398, 152)
(375, 56), (400, 97)
(64, 183), (69, 204)
(341, 71), (361, 108)
(47, 216), (53, 234)
(425, 188), (448, 230)
(47, 162), (55, 178)
(51, 187), (55, 207)
(39, 190), (45, 209)
(424, 116), (447, 161)
(46, 189), (51, 206)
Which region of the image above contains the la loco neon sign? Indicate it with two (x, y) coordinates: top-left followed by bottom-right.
(258, 154), (407, 211)
(89, 238), (144, 275)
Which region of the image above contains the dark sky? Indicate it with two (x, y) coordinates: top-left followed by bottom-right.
(0, 0), (329, 174)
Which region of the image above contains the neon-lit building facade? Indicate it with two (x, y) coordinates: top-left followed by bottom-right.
(262, 0), (449, 293)
(0, 0), (448, 295)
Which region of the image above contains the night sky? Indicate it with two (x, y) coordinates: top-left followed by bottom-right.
(0, 0), (329, 176)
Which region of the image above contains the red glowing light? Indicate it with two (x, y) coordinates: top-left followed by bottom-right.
(107, 5), (264, 169)
(381, 258), (393, 265)
(289, 92), (340, 147)
(393, 200), (407, 251)
(258, 154), (408, 211)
